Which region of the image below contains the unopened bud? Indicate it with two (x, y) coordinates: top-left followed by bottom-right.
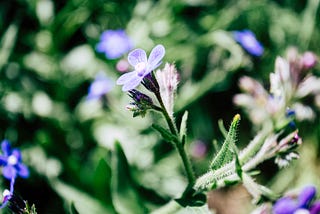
(302, 52), (317, 70)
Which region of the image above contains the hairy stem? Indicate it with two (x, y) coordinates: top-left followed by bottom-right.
(155, 91), (195, 185)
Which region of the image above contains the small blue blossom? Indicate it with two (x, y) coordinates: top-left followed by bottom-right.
(273, 185), (320, 214)
(233, 30), (264, 57)
(0, 140), (29, 180)
(87, 73), (114, 100)
(96, 29), (133, 59)
(116, 44), (165, 91)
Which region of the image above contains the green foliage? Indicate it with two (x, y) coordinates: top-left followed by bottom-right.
(210, 114), (240, 170)
(152, 124), (179, 145)
(50, 179), (115, 214)
(111, 142), (147, 214)
(0, 0), (320, 213)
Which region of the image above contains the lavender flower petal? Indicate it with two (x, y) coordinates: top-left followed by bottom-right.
(2, 166), (17, 180)
(233, 30), (264, 57)
(1, 140), (10, 156)
(122, 76), (143, 91)
(11, 150), (22, 162)
(298, 185), (317, 208)
(273, 197), (299, 214)
(16, 163), (29, 178)
(87, 74), (113, 100)
(310, 201), (320, 214)
(116, 71), (137, 85)
(128, 49), (147, 66)
(0, 156), (7, 165)
(96, 30), (133, 59)
(148, 44), (165, 69)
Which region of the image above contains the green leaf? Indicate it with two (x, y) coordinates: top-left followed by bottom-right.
(152, 124), (178, 145)
(179, 111), (189, 143)
(93, 158), (112, 201)
(175, 186), (206, 207)
(210, 114), (240, 170)
(218, 119), (228, 138)
(111, 141), (147, 214)
(50, 179), (115, 214)
(70, 202), (80, 214)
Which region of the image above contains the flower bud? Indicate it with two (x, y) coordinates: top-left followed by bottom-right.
(127, 89), (154, 117)
(302, 51), (317, 70)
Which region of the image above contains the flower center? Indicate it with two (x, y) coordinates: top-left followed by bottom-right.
(135, 62), (147, 77)
(8, 155), (18, 165)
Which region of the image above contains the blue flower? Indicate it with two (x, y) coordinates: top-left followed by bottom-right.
(233, 30), (264, 57)
(87, 73), (114, 100)
(273, 185), (319, 214)
(96, 30), (133, 59)
(116, 44), (165, 91)
(0, 140), (29, 180)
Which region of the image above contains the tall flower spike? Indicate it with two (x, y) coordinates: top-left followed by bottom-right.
(0, 140), (29, 180)
(116, 45), (165, 91)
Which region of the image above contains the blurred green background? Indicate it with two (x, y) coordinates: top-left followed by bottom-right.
(0, 0), (319, 213)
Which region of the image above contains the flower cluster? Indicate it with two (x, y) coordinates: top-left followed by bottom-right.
(273, 185), (320, 214)
(0, 140), (29, 209)
(126, 89), (155, 117)
(234, 49), (318, 127)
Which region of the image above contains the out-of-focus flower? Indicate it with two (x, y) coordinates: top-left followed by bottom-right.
(87, 73), (114, 100)
(233, 30), (264, 57)
(0, 140), (29, 180)
(116, 44), (165, 91)
(302, 51), (317, 70)
(234, 49), (320, 127)
(156, 63), (179, 117)
(273, 185), (320, 214)
(96, 29), (133, 59)
(116, 59), (130, 72)
(190, 140), (208, 159)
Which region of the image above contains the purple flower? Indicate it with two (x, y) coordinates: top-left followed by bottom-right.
(298, 185), (317, 208)
(0, 140), (29, 180)
(273, 185), (319, 214)
(273, 197), (299, 214)
(310, 201), (320, 214)
(96, 30), (133, 59)
(87, 73), (114, 100)
(116, 44), (165, 91)
(233, 30), (264, 57)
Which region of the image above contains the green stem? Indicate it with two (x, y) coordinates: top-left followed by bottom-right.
(155, 91), (195, 185)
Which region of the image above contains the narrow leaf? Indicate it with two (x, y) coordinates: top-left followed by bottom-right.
(152, 124), (178, 144)
(210, 114), (240, 170)
(111, 141), (146, 214)
(175, 186), (206, 207)
(179, 111), (188, 142)
(50, 179), (115, 214)
(218, 119), (228, 138)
